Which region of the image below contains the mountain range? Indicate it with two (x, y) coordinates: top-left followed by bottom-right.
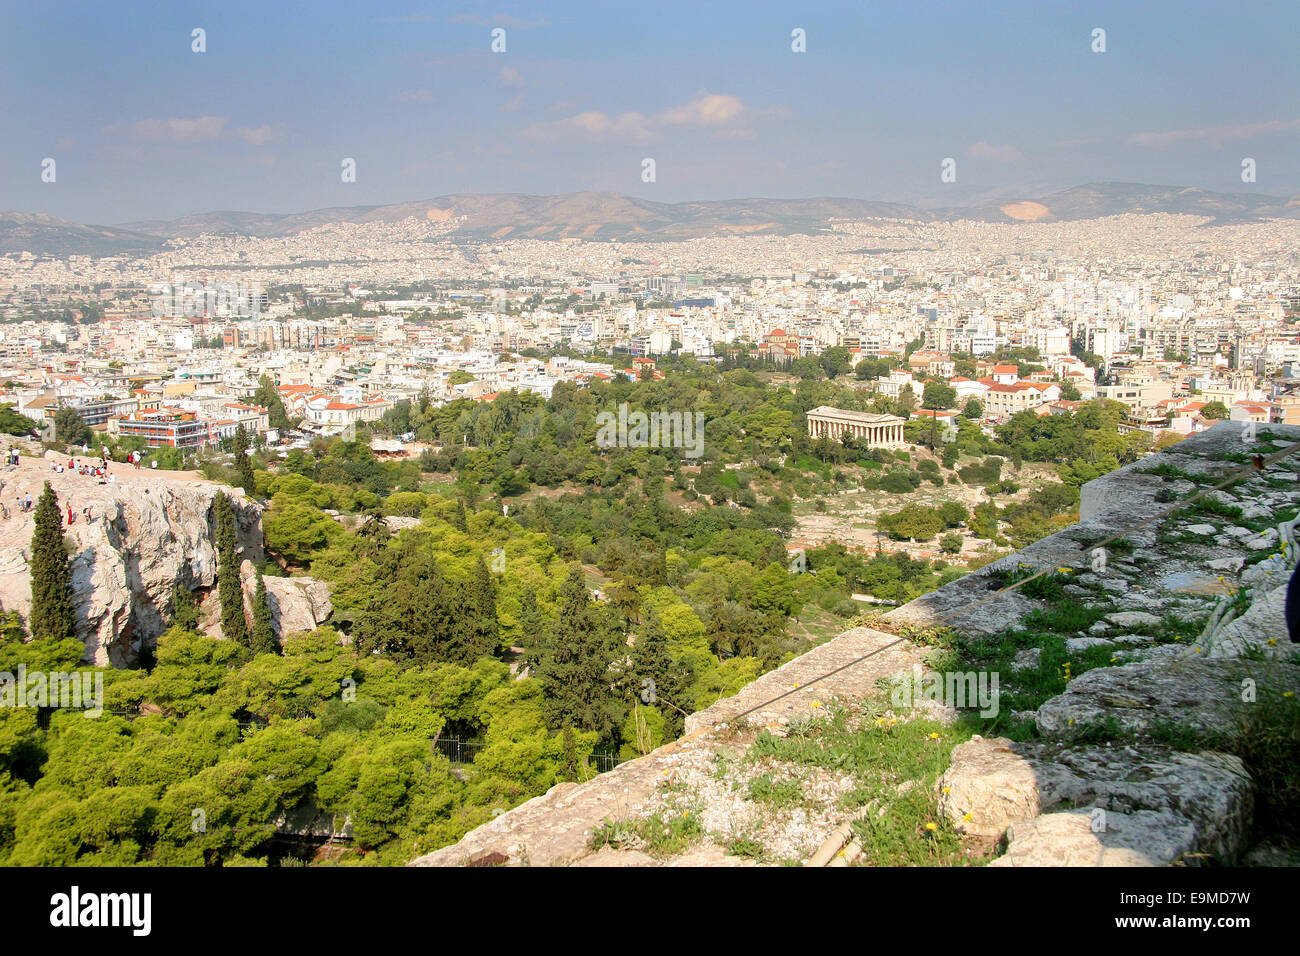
(5, 182), (1299, 257)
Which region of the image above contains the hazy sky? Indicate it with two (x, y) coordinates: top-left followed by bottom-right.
(2, 0), (1298, 224)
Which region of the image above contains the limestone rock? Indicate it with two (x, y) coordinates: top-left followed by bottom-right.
(1105, 611), (1161, 629)
(200, 560), (332, 643)
(1205, 584), (1289, 658)
(940, 737), (1251, 861)
(1067, 637), (1116, 653)
(1036, 658), (1300, 739)
(0, 468), (263, 666)
(989, 809), (1200, 867)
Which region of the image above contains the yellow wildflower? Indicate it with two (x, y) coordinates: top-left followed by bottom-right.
(924, 822), (938, 832)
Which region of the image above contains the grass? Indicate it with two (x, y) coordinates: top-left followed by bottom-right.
(745, 772), (804, 808)
(1023, 603), (1108, 634)
(590, 806), (704, 858)
(747, 705), (988, 866)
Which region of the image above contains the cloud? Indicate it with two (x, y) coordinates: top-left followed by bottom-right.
(1131, 119), (1300, 149)
(499, 66), (525, 88)
(967, 141), (1023, 162)
(449, 13), (548, 29)
(103, 116), (274, 146)
(525, 109), (657, 144)
(523, 92), (764, 144)
(125, 116), (229, 143)
(394, 89), (435, 103)
(657, 93), (744, 128)
(235, 125), (274, 146)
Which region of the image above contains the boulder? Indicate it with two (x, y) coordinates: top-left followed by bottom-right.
(940, 737), (1251, 862)
(989, 809), (1201, 867)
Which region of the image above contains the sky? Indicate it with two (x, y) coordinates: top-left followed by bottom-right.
(2, 0), (1298, 225)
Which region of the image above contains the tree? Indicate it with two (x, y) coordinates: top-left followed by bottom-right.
(1059, 380), (1082, 401)
(939, 533), (963, 554)
(53, 406), (91, 446)
(517, 586), (548, 669)
(214, 492), (249, 648)
(450, 556), (500, 665)
(962, 398), (983, 419)
(896, 387), (917, 415)
(29, 483), (76, 641)
(352, 534), (456, 662)
(1201, 401), (1229, 420)
(0, 403), (38, 437)
(537, 566), (620, 740)
(880, 504), (943, 542)
(629, 607), (691, 738)
(251, 572), (277, 655)
(251, 375), (292, 431)
(922, 382), (957, 410)
(233, 425), (256, 494)
(819, 347), (853, 379)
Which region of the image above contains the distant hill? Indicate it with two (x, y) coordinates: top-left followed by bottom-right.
(952, 182), (1300, 224)
(0, 212), (162, 257)
(5, 183), (1299, 256)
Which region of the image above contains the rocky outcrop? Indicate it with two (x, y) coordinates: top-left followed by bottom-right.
(0, 462), (264, 666)
(199, 559), (333, 643)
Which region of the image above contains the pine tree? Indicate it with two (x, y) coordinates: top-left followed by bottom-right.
(234, 424), (256, 494)
(29, 482), (76, 641)
(630, 607), (692, 738)
(454, 500), (468, 532)
(251, 571), (277, 655)
(538, 565), (620, 739)
(214, 492), (249, 647)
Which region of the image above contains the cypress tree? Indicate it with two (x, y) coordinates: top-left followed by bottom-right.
(630, 607), (692, 738)
(214, 492), (249, 647)
(451, 555), (499, 665)
(454, 500), (468, 533)
(29, 482), (76, 641)
(517, 586), (547, 671)
(234, 424), (256, 494)
(354, 535), (455, 661)
(538, 565), (620, 739)
(251, 571), (277, 655)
